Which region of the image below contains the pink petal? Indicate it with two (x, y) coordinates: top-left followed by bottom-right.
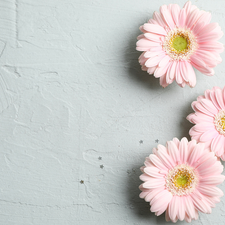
(198, 23), (220, 37)
(198, 185), (223, 197)
(147, 66), (157, 74)
(144, 33), (164, 43)
(207, 89), (221, 104)
(195, 99), (217, 116)
(211, 135), (225, 157)
(198, 31), (223, 43)
(175, 61), (183, 84)
(168, 60), (177, 80)
(154, 62), (170, 78)
(143, 23), (167, 36)
(187, 139), (197, 155)
(190, 191), (211, 214)
(186, 8), (201, 29)
(190, 54), (206, 69)
(150, 46), (163, 52)
(144, 50), (163, 58)
(187, 143), (204, 166)
(150, 190), (173, 214)
(179, 137), (188, 164)
(183, 196), (195, 219)
(215, 88), (225, 109)
(149, 154), (168, 171)
(160, 5), (175, 30)
(196, 155), (217, 171)
(200, 175), (225, 186)
(166, 140), (180, 164)
(199, 161), (223, 177)
(159, 73), (169, 88)
(148, 18), (158, 25)
(171, 4), (181, 26)
(196, 11), (211, 26)
(144, 157), (154, 167)
(145, 53), (165, 67)
(144, 187), (164, 202)
(187, 112), (213, 124)
(199, 42), (224, 53)
(192, 122), (215, 132)
(140, 173), (152, 181)
(159, 55), (170, 68)
(177, 197), (185, 221)
(183, 1), (192, 15)
(137, 38), (160, 48)
(153, 11), (167, 27)
(139, 191), (149, 199)
(144, 167), (164, 178)
(165, 208), (171, 222)
(189, 128), (202, 142)
(200, 129), (219, 142)
(180, 61), (188, 82)
(177, 8), (186, 28)
(157, 146), (175, 169)
(191, 61), (215, 76)
(195, 50), (218, 68)
(168, 196), (178, 221)
(185, 62), (196, 87)
(143, 177), (165, 189)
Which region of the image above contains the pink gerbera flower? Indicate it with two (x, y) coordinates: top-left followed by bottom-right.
(139, 138), (224, 223)
(136, 1), (223, 88)
(187, 86), (225, 160)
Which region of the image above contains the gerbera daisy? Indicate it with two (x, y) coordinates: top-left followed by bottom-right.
(139, 138), (224, 223)
(187, 86), (225, 160)
(136, 1), (223, 88)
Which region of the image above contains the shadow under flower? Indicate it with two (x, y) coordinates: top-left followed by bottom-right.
(123, 18), (163, 91)
(126, 162), (176, 224)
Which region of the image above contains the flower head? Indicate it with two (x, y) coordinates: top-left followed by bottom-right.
(139, 138), (224, 223)
(136, 1), (223, 88)
(187, 86), (225, 160)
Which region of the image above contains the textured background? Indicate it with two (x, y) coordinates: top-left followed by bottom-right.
(1, 0), (225, 224)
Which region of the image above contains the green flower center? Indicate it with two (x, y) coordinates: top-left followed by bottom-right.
(176, 174), (189, 187)
(172, 36), (188, 52)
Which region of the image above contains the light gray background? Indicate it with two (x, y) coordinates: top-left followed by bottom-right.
(0, 0), (225, 224)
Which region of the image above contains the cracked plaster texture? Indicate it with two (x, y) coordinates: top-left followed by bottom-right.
(0, 0), (225, 224)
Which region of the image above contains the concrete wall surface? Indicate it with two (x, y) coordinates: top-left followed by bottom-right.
(0, 0), (225, 224)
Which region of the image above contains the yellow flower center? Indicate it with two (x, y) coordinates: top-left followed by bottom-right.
(175, 174), (189, 187)
(220, 116), (225, 130)
(214, 110), (225, 135)
(163, 28), (197, 61)
(172, 36), (188, 52)
(166, 164), (198, 196)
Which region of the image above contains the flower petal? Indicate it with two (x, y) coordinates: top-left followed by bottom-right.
(200, 129), (219, 142)
(143, 177), (165, 189)
(187, 143), (204, 166)
(168, 196), (179, 221)
(143, 23), (167, 36)
(160, 5), (175, 30)
(151, 189), (173, 214)
(184, 196), (195, 218)
(200, 175), (225, 186)
(144, 167), (165, 178)
(154, 62), (170, 78)
(211, 135), (225, 157)
(171, 4), (181, 26)
(166, 140), (180, 164)
(149, 154), (168, 170)
(198, 186), (224, 197)
(179, 137), (188, 163)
